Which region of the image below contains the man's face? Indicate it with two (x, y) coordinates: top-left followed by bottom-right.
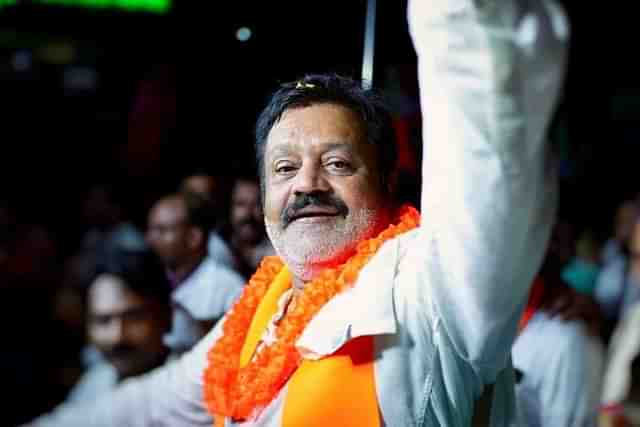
(88, 275), (169, 379)
(617, 202), (639, 244)
(182, 175), (218, 204)
(146, 198), (189, 270)
(231, 181), (264, 246)
(263, 103), (390, 280)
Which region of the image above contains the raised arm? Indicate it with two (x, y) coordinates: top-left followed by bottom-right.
(409, 0), (568, 380)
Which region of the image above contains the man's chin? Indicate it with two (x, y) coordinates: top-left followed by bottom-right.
(112, 361), (150, 380)
(239, 229), (263, 246)
(282, 243), (356, 277)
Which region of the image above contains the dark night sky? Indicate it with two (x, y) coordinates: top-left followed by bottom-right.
(0, 0), (638, 238)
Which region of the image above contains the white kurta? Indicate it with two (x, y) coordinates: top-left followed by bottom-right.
(164, 257), (245, 354)
(24, 0), (567, 425)
(512, 312), (604, 427)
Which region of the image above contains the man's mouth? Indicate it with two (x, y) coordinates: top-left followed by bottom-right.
(281, 194), (349, 229)
(290, 207), (340, 222)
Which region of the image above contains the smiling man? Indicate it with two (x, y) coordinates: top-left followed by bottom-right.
(262, 101), (393, 282)
(24, 0), (568, 426)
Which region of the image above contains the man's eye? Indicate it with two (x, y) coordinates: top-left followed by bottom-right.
(326, 161), (350, 171)
(91, 316), (110, 326)
(275, 165), (296, 174)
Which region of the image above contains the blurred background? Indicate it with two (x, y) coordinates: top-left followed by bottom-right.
(0, 0), (639, 425)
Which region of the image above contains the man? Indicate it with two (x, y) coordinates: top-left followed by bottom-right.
(513, 276), (604, 426)
(511, 222), (605, 427)
(146, 191), (245, 354)
(513, 310), (604, 427)
(181, 173), (221, 203)
(601, 200), (639, 267)
(27, 250), (171, 422)
(595, 217), (640, 340)
(207, 176), (275, 278)
(24, 0), (567, 425)
(180, 172), (274, 277)
(180, 172), (227, 220)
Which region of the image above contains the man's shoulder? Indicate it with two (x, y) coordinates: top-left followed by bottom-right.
(198, 257), (245, 283)
(519, 312), (592, 346)
(207, 231), (236, 266)
(395, 228), (421, 259)
(66, 362), (118, 404)
(172, 258), (245, 319)
(514, 312), (602, 372)
(363, 228), (421, 280)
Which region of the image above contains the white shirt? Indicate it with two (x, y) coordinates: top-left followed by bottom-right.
(512, 312), (604, 427)
(164, 257), (245, 354)
(207, 232), (237, 270)
(602, 239), (624, 268)
(594, 258), (640, 324)
(66, 362), (119, 404)
(24, 0), (567, 425)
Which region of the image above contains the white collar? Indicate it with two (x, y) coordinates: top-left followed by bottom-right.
(295, 233), (408, 359)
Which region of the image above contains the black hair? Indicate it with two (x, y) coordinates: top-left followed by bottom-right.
(93, 249), (171, 304)
(181, 191), (217, 237)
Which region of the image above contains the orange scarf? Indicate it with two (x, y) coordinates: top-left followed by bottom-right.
(203, 205), (420, 422)
(518, 276), (546, 331)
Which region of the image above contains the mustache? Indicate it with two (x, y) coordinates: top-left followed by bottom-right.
(281, 192), (348, 228)
(103, 344), (140, 360)
(236, 217), (262, 229)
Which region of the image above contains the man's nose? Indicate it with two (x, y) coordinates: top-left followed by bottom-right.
(105, 318), (125, 344)
(291, 164), (330, 196)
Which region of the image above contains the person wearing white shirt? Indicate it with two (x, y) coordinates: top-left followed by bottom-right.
(23, 0), (568, 425)
(146, 191), (245, 354)
(513, 311), (604, 427)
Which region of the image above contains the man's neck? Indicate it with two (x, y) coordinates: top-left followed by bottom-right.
(171, 253), (206, 285)
(230, 234), (261, 259)
(228, 234), (266, 277)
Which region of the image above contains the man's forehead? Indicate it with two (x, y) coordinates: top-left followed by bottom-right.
(184, 175), (216, 191)
(266, 141), (355, 158)
(90, 275), (144, 314)
(266, 104), (365, 153)
(152, 198), (186, 220)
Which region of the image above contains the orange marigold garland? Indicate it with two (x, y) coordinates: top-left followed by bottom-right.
(203, 205), (420, 422)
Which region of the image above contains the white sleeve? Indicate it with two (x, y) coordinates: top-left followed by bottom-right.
(601, 304), (640, 406)
(24, 321), (224, 427)
(408, 0), (568, 381)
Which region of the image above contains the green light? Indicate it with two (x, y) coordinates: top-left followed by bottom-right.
(0, 0), (171, 13)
